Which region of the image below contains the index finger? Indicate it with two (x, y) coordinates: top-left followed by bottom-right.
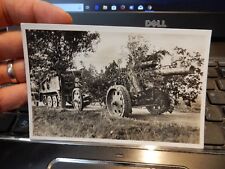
(0, 0), (72, 26)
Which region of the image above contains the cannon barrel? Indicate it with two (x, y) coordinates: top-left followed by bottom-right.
(135, 60), (194, 75)
(135, 61), (194, 76)
(135, 61), (158, 69)
(155, 66), (194, 76)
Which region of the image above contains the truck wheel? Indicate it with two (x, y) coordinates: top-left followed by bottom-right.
(47, 95), (53, 107)
(72, 89), (83, 111)
(146, 90), (170, 115)
(58, 93), (66, 108)
(106, 85), (132, 117)
(42, 95), (47, 105)
(35, 101), (39, 106)
(52, 95), (58, 108)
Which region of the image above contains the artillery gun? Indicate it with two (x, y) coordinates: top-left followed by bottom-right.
(106, 60), (193, 117)
(38, 70), (91, 110)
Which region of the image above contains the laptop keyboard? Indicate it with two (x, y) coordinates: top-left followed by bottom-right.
(205, 57), (225, 149)
(0, 57), (224, 151)
(0, 106), (29, 138)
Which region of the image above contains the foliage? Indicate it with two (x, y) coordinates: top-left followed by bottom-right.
(161, 47), (204, 107)
(126, 35), (204, 108)
(28, 30), (204, 110)
(81, 64), (107, 103)
(126, 35), (171, 94)
(26, 30), (100, 87)
(77, 34), (203, 109)
(81, 60), (129, 104)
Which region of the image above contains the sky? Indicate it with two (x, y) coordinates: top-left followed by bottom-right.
(73, 29), (210, 73)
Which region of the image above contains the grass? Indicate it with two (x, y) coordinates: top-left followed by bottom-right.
(32, 106), (200, 144)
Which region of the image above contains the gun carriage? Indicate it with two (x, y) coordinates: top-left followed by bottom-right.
(106, 60), (193, 117)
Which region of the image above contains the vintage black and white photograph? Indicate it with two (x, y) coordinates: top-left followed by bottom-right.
(22, 24), (211, 148)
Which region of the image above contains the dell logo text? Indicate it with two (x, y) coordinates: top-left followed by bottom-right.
(145, 20), (167, 28)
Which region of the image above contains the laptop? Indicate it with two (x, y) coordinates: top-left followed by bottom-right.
(0, 0), (224, 169)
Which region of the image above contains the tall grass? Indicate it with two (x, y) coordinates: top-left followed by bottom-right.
(33, 107), (199, 144)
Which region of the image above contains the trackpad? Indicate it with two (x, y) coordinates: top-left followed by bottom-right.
(48, 158), (188, 169)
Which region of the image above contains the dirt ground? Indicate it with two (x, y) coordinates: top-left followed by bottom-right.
(32, 105), (200, 144)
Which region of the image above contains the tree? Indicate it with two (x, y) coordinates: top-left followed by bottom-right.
(79, 60), (130, 105)
(161, 47), (204, 107)
(125, 34), (204, 110)
(126, 35), (170, 94)
(26, 30), (100, 87)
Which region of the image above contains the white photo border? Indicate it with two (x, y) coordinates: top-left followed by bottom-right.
(21, 23), (212, 149)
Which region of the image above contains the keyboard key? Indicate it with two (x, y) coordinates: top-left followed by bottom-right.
(18, 105), (28, 114)
(0, 113), (16, 132)
(205, 122), (225, 146)
(0, 27), (7, 32)
(208, 67), (218, 78)
(219, 67), (225, 78)
(12, 114), (29, 134)
(208, 60), (217, 67)
(218, 61), (225, 67)
(207, 79), (216, 90)
(207, 91), (225, 105)
(217, 79), (225, 90)
(206, 105), (223, 122)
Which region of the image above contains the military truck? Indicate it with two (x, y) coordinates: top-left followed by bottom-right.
(106, 60), (193, 117)
(38, 70), (91, 110)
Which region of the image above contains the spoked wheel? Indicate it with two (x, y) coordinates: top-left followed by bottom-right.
(72, 88), (83, 111)
(47, 95), (53, 108)
(146, 89), (170, 115)
(52, 95), (58, 108)
(106, 85), (132, 117)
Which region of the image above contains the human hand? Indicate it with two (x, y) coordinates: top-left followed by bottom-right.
(0, 0), (72, 112)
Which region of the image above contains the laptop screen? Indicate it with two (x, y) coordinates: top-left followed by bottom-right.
(48, 0), (225, 12)
(46, 0), (225, 40)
